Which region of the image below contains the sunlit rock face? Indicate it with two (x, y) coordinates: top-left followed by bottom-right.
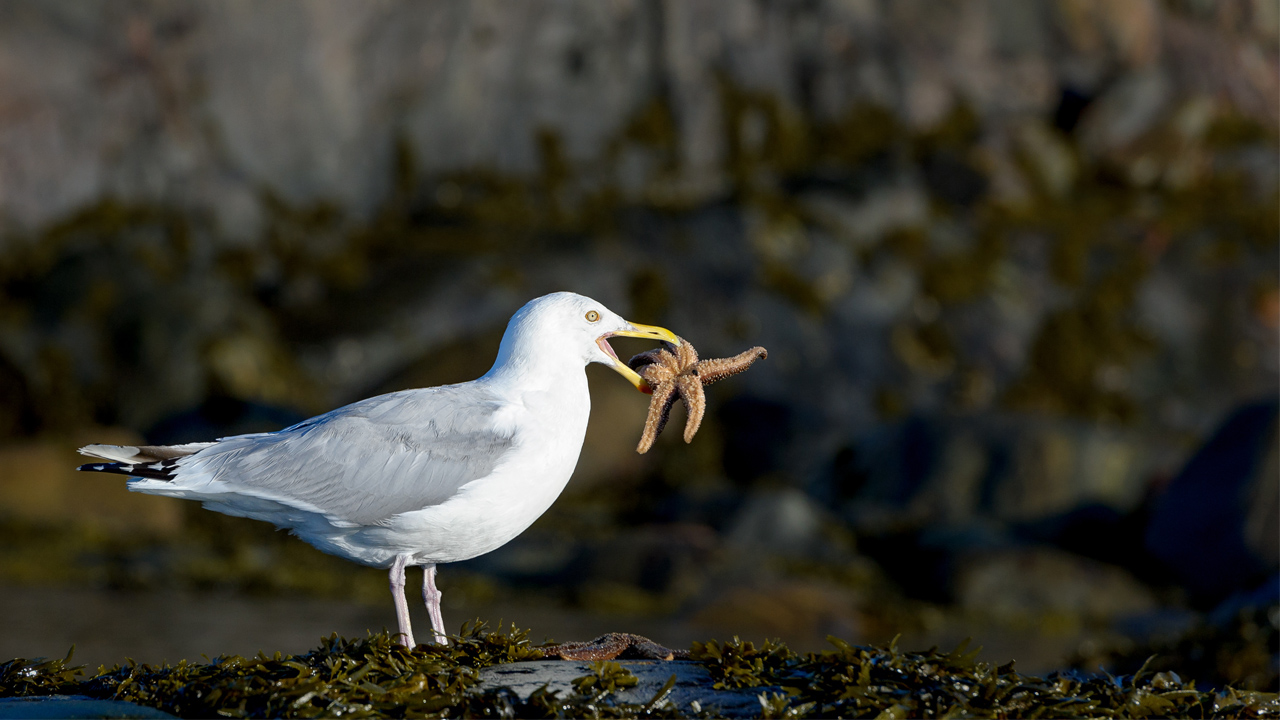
(3, 1), (1274, 234)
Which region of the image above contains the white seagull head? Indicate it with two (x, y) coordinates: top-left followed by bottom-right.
(488, 292), (678, 390)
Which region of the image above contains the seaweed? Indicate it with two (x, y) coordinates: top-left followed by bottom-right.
(689, 634), (1280, 719)
(0, 623), (687, 718)
(3, 626), (1277, 718)
(0, 648), (83, 698)
(689, 637), (796, 691)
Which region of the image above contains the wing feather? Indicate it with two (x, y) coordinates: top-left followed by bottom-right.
(162, 384), (517, 526)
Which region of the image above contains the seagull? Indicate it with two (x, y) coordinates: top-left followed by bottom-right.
(76, 292), (678, 647)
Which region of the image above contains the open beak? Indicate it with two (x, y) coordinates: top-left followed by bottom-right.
(597, 322), (680, 392)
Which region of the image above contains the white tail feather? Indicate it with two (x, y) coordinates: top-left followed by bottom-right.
(78, 442), (214, 464)
(78, 444), (143, 463)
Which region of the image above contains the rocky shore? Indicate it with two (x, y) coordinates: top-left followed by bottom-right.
(3, 625), (1277, 718)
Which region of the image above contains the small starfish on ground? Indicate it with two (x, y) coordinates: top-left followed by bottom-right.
(536, 632), (690, 661)
(628, 337), (768, 454)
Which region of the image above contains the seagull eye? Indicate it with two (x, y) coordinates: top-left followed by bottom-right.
(585, 310), (601, 323)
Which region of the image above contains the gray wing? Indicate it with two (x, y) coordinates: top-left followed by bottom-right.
(180, 384), (516, 526)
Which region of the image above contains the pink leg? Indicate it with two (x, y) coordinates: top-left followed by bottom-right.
(422, 564), (449, 645)
(390, 554), (415, 647)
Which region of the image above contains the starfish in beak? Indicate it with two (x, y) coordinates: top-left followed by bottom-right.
(599, 323), (680, 391)
(628, 337), (768, 453)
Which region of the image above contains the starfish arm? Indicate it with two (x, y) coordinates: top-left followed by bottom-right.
(537, 633), (688, 661)
(633, 348), (682, 384)
(637, 381), (678, 453)
(653, 388), (678, 444)
(695, 347), (768, 385)
(628, 637), (689, 660)
(674, 338), (698, 367)
(632, 338), (768, 452)
(648, 361), (679, 386)
(627, 348), (667, 372)
(545, 633), (632, 661)
(676, 375), (706, 443)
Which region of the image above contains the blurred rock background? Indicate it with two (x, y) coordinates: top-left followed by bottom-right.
(0, 0), (1275, 685)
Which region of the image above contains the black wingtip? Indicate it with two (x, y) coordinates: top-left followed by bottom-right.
(77, 460), (178, 481)
(77, 462), (115, 473)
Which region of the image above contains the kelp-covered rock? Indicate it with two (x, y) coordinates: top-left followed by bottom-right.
(0, 625), (692, 718)
(690, 636), (1280, 718)
(0, 651), (81, 698)
(3, 626), (1278, 719)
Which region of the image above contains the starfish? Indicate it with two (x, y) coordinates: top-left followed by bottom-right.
(537, 632), (690, 661)
(628, 337), (768, 454)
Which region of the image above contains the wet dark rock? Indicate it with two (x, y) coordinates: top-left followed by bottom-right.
(921, 152), (989, 207)
(839, 414), (1160, 533)
(1079, 70), (1174, 155)
(953, 546), (1157, 623)
(1053, 86), (1095, 134)
(1145, 400), (1280, 607)
(857, 528), (963, 604)
(842, 402), (1278, 611)
(1011, 502), (1169, 587)
(0, 695), (175, 719)
(478, 660), (766, 717)
(724, 487), (830, 559)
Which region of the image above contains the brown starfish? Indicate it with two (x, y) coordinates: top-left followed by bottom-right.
(628, 337), (768, 454)
(537, 632), (690, 661)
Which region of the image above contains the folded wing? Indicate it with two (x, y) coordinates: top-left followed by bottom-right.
(79, 385), (517, 526)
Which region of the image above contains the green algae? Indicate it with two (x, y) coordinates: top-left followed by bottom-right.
(571, 660), (641, 694)
(690, 637), (794, 692)
(0, 624), (687, 719)
(5, 627), (1275, 718)
(690, 635), (1280, 718)
(0, 648), (80, 698)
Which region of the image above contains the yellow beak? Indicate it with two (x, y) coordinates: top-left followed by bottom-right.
(598, 322), (680, 392)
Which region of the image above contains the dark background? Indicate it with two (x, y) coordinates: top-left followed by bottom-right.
(0, 0), (1275, 686)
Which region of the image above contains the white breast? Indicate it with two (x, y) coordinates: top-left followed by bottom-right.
(335, 374), (593, 566)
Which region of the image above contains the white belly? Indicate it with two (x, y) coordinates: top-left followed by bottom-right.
(309, 384), (591, 566)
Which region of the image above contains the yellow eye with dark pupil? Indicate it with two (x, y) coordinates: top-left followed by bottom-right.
(585, 310), (600, 322)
